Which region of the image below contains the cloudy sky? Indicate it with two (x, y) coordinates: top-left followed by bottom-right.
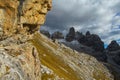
(41, 0), (120, 44)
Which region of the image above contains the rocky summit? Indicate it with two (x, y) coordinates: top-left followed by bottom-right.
(0, 0), (114, 80)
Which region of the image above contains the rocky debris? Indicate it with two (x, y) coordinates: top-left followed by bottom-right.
(0, 43), (41, 80)
(65, 27), (75, 42)
(41, 65), (63, 80)
(51, 31), (64, 39)
(107, 40), (120, 51)
(0, 0), (52, 80)
(32, 33), (114, 80)
(40, 30), (51, 38)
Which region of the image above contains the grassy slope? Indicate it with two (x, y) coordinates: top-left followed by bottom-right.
(31, 33), (113, 80)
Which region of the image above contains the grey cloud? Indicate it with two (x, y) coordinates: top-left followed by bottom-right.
(43, 0), (120, 44)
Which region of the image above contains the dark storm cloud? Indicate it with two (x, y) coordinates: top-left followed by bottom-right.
(42, 0), (120, 44)
(44, 0), (100, 31)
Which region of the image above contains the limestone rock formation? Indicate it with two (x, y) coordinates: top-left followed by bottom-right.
(0, 0), (52, 80)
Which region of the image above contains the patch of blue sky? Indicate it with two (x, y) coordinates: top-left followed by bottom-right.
(104, 43), (108, 49)
(116, 39), (120, 44)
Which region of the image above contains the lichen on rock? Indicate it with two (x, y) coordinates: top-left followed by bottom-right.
(0, 0), (52, 80)
(0, 0), (52, 38)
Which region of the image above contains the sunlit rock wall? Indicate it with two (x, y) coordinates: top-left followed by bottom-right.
(0, 0), (52, 80)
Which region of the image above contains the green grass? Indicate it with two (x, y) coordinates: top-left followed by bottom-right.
(31, 33), (82, 80)
(30, 33), (113, 80)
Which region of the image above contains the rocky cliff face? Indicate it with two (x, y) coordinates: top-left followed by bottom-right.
(0, 0), (51, 37)
(0, 0), (51, 80)
(0, 0), (114, 80)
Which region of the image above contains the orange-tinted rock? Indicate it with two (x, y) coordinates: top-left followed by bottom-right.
(0, 0), (52, 80)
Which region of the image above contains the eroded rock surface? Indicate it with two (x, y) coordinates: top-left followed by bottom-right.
(0, 0), (52, 80)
